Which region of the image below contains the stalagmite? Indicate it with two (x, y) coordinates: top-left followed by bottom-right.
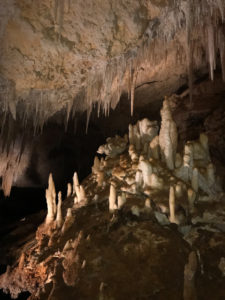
(67, 183), (72, 197)
(199, 133), (210, 162)
(207, 163), (215, 187)
(131, 205), (140, 217)
(159, 99), (178, 170)
(145, 198), (151, 210)
(56, 191), (63, 229)
(97, 135), (127, 158)
(96, 171), (104, 187)
(135, 170), (143, 190)
(18, 253), (26, 271)
(139, 157), (152, 187)
(138, 119), (159, 146)
(183, 251), (197, 300)
(79, 185), (87, 202)
(150, 173), (163, 190)
(183, 144), (194, 169)
(169, 185), (176, 224)
(74, 196), (78, 205)
(191, 168), (199, 193)
(187, 188), (196, 214)
(63, 239), (73, 253)
(45, 173), (57, 224)
(61, 208), (74, 234)
(48, 173), (57, 215)
(92, 156), (100, 174)
(175, 153), (182, 168)
(128, 124), (134, 145)
(45, 189), (55, 224)
(175, 143), (194, 182)
(73, 172), (79, 195)
(132, 124), (141, 152)
(175, 182), (183, 198)
(109, 183), (117, 212)
(129, 145), (138, 162)
(117, 192), (126, 209)
(149, 136), (160, 160)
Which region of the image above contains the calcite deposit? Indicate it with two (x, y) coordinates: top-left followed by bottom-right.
(0, 0), (225, 131)
(1, 96), (225, 299)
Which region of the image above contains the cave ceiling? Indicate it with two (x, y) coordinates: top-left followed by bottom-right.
(0, 0), (224, 130)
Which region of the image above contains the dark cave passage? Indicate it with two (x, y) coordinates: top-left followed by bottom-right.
(0, 290), (30, 300)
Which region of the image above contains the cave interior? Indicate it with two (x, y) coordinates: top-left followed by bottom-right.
(0, 1), (225, 299)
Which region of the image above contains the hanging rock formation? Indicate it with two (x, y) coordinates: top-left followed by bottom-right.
(0, 1), (225, 133)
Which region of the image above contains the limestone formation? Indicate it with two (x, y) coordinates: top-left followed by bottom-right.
(79, 185), (87, 202)
(97, 135), (127, 158)
(1, 96), (225, 300)
(129, 119), (158, 152)
(109, 183), (117, 212)
(207, 163), (215, 187)
(61, 208), (74, 234)
(149, 135), (160, 160)
(135, 170), (143, 190)
(45, 173), (57, 224)
(183, 252), (198, 300)
(175, 153), (182, 169)
(187, 189), (196, 214)
(169, 186), (177, 224)
(67, 183), (72, 197)
(159, 99), (178, 170)
(131, 205), (140, 217)
(128, 145), (138, 162)
(117, 193), (126, 210)
(92, 156), (100, 174)
(73, 172), (80, 195)
(138, 157), (152, 187)
(191, 168), (199, 193)
(56, 191), (63, 229)
(149, 173), (164, 190)
(96, 171), (104, 187)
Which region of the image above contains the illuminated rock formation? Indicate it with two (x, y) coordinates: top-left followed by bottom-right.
(45, 173), (57, 224)
(0, 96), (225, 300)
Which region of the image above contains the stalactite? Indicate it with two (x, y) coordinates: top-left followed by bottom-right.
(0, 0), (224, 142)
(218, 26), (225, 81)
(207, 23), (216, 81)
(54, 0), (64, 41)
(216, 0), (224, 21)
(130, 69), (138, 117)
(183, 0), (194, 103)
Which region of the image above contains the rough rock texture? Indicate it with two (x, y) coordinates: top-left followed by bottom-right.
(0, 0), (224, 129)
(1, 96), (225, 299)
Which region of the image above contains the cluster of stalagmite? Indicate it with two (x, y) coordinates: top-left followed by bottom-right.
(1, 95), (225, 300)
(73, 172), (87, 204)
(44, 96), (223, 230)
(45, 171), (87, 234)
(92, 96), (223, 224)
(31, 95), (224, 298)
